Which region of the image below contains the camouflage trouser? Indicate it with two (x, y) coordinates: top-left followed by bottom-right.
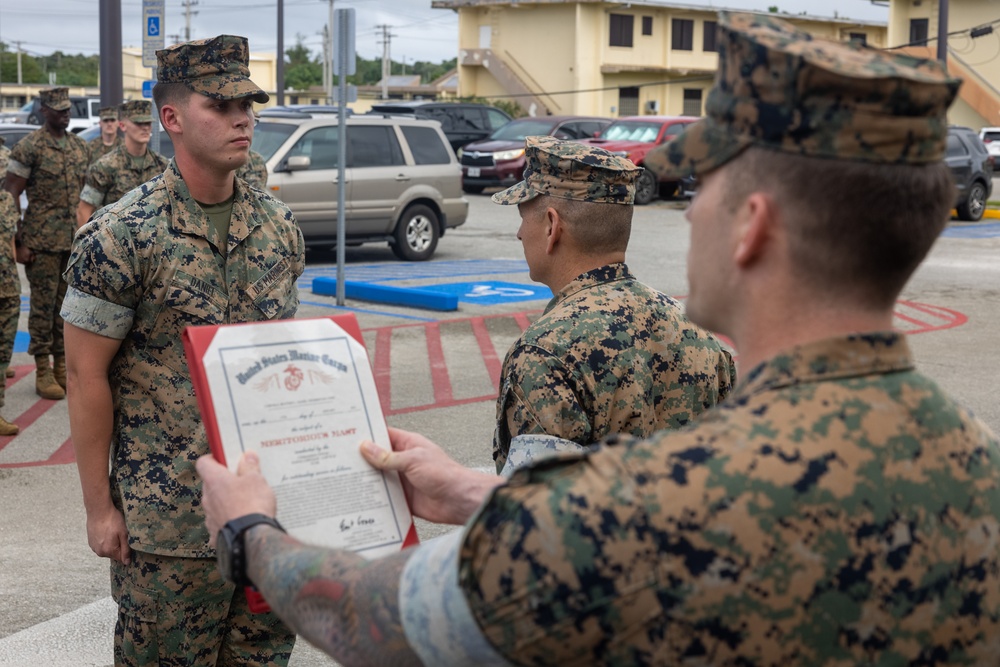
(0, 295), (19, 407)
(110, 552), (295, 667)
(23, 249), (68, 357)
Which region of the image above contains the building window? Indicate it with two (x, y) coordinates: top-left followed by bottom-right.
(672, 18), (694, 51)
(619, 87), (640, 116)
(610, 14), (634, 47)
(642, 16), (653, 36)
(683, 88), (703, 116)
(910, 18), (929, 46)
(704, 20), (718, 52)
(849, 32), (867, 45)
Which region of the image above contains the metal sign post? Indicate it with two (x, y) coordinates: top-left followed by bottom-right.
(142, 0), (165, 154)
(334, 8), (356, 307)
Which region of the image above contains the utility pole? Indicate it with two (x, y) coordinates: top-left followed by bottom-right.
(167, 33), (182, 46)
(376, 24), (395, 99)
(937, 0), (949, 64)
(14, 41), (23, 85)
(182, 0), (199, 41)
(98, 0), (123, 109)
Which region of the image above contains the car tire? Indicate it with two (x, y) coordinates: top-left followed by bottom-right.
(957, 181), (987, 222)
(392, 204), (439, 261)
(462, 184), (485, 194)
(634, 168), (657, 206)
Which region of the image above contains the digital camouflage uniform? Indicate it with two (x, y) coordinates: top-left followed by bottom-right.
(0, 139), (10, 186)
(493, 262), (734, 471)
(0, 190), (21, 405)
(80, 144), (167, 212)
(62, 36), (298, 667)
(6, 91), (88, 361)
(236, 150), (267, 189)
(445, 13), (1000, 666)
(490, 136), (734, 472)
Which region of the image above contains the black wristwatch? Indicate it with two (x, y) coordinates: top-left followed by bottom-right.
(216, 513), (285, 587)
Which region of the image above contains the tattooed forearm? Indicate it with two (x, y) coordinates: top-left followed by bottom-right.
(245, 525), (422, 667)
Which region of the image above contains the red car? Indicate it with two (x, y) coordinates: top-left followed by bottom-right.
(459, 115), (613, 194)
(581, 115), (700, 204)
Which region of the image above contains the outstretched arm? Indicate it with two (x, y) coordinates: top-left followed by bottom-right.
(197, 453), (422, 667)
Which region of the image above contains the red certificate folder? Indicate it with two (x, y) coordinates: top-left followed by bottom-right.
(183, 314), (418, 612)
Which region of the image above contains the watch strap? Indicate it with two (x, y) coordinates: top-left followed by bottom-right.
(219, 513), (285, 586)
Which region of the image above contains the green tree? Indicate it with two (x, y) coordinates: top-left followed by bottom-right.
(284, 36), (323, 90)
(0, 42), (47, 84)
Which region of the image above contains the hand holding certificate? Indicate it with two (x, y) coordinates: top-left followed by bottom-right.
(184, 315), (418, 560)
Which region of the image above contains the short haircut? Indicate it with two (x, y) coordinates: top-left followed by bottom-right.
(151, 82), (192, 113)
(540, 196), (633, 255)
(722, 148), (955, 308)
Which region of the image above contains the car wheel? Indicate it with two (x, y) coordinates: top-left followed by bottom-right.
(634, 168), (656, 206)
(957, 181), (987, 222)
(463, 184), (485, 194)
(392, 204), (439, 261)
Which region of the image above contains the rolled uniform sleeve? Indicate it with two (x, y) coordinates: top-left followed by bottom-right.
(493, 344), (591, 472)
(79, 161), (111, 208)
(6, 157), (30, 180)
(61, 220), (138, 339)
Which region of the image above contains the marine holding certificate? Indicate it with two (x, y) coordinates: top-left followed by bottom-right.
(62, 35), (305, 667)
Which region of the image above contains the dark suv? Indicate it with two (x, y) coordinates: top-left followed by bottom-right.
(368, 102), (512, 153)
(946, 126), (993, 222)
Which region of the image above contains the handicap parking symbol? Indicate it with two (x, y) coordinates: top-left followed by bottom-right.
(426, 281), (552, 305)
(147, 17), (160, 36)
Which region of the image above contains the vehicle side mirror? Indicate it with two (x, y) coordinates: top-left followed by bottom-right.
(284, 156), (311, 172)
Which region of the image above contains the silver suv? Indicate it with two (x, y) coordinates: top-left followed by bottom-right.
(254, 115), (468, 260)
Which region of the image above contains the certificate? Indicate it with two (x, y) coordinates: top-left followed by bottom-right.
(184, 315), (418, 559)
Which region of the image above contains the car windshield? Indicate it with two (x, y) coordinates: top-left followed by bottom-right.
(982, 131), (1000, 143)
(253, 122), (298, 161)
(600, 121), (661, 143)
(488, 119), (556, 141)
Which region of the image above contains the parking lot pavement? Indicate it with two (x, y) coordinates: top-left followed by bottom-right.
(3, 193), (999, 665)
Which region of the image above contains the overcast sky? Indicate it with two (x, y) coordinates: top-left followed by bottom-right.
(0, 0), (889, 64)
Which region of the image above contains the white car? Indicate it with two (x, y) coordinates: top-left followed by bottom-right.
(979, 127), (1000, 170)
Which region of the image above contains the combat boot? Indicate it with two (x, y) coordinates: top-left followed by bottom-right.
(5, 368), (13, 378)
(35, 355), (65, 400)
(53, 355), (67, 390)
(0, 415), (18, 436)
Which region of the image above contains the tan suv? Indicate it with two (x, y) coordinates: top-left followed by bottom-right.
(255, 115), (468, 260)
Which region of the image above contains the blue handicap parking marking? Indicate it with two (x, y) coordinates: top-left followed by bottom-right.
(430, 281), (552, 305)
(13, 331), (29, 354)
(301, 259), (529, 285)
(942, 222), (1000, 238)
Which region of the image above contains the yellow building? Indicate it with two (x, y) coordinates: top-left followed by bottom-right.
(431, 0), (887, 117)
(888, 0), (1000, 128)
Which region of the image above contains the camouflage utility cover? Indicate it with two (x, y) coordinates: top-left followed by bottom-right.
(99, 106), (118, 121)
(646, 12), (961, 179)
(62, 160), (304, 557)
(80, 144), (168, 210)
(7, 126), (88, 251)
(493, 263), (735, 472)
(156, 34), (269, 104)
(39, 87), (70, 111)
(120, 100), (154, 123)
(462, 333), (1000, 665)
(492, 136), (640, 205)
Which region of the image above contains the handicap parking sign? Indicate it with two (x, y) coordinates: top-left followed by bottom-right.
(147, 16), (160, 36)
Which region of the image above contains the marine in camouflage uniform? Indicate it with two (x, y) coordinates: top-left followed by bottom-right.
(78, 100), (167, 227)
(62, 35), (302, 666)
(491, 137), (733, 473)
(0, 190), (21, 435)
(0, 137), (10, 187)
(87, 106), (122, 165)
(4, 86), (88, 400)
(236, 149), (267, 189)
(191, 12), (1000, 667)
